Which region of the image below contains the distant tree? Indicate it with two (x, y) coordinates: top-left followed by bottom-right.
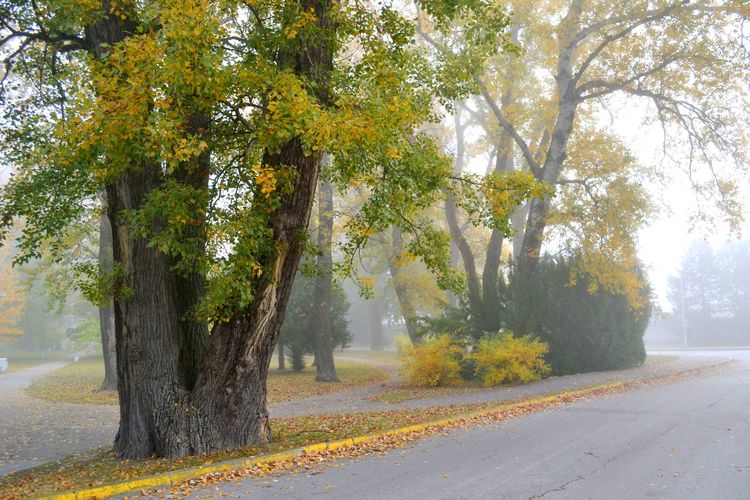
(669, 239), (750, 345)
(279, 271), (352, 372)
(0, 240), (25, 345)
(668, 240), (720, 319)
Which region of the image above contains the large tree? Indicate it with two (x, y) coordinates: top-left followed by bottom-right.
(0, 0), (512, 458)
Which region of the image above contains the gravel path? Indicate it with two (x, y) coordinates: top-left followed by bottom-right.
(0, 362), (117, 476)
(0, 352), (732, 478)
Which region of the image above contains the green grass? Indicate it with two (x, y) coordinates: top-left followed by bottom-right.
(0, 348), (68, 374)
(338, 349), (399, 363)
(369, 384), (484, 403)
(644, 355), (679, 366)
(27, 357), (389, 406)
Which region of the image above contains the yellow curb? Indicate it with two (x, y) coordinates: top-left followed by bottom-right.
(37, 363), (726, 500)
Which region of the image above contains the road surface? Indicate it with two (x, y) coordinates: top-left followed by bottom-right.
(180, 351), (750, 499)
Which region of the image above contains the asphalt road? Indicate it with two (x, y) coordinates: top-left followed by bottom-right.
(182, 351), (750, 499)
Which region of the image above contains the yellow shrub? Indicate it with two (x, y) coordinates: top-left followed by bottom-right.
(399, 335), (463, 387)
(473, 333), (550, 386)
(394, 334), (412, 354)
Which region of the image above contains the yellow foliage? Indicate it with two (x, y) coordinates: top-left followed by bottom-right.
(253, 165), (278, 196)
(472, 333), (550, 387)
(400, 335), (463, 387)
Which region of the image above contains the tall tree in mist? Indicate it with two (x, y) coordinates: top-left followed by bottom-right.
(0, 239), (26, 345)
(311, 178), (338, 381)
(422, 0), (749, 314)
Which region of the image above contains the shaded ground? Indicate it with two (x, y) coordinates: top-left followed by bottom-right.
(179, 352), (750, 499)
(0, 352), (731, 478)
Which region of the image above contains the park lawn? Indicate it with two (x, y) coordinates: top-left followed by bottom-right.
(644, 354), (679, 365)
(338, 348), (399, 363)
(27, 357), (389, 406)
(0, 348), (68, 374)
(369, 383), (484, 403)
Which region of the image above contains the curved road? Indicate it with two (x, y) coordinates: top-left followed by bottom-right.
(181, 350), (750, 499)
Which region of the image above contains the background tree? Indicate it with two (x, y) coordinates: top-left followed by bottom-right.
(421, 0), (749, 312)
(0, 238), (25, 345)
(311, 178), (338, 381)
(279, 270), (351, 372)
(667, 239), (750, 346)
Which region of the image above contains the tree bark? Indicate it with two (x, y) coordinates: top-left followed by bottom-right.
(311, 179), (338, 382)
(517, 2), (582, 274)
(98, 208), (117, 392)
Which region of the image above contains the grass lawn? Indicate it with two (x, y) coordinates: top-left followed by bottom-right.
(0, 348), (68, 374)
(27, 356), (389, 406)
(338, 349), (399, 363)
(369, 383), (484, 403)
(644, 355), (679, 365)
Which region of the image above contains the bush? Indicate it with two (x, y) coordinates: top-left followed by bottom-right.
(400, 335), (463, 387)
(472, 333), (550, 386)
(506, 256), (649, 375)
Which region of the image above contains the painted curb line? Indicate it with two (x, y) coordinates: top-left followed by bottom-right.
(37, 360), (729, 500)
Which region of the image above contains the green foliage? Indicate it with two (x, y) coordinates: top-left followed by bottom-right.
(399, 335), (463, 387)
(506, 256), (650, 375)
(66, 318), (101, 347)
(472, 333), (550, 386)
(0, 0), (517, 326)
(278, 271), (352, 372)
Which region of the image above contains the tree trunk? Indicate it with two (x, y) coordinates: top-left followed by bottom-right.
(311, 179), (338, 382)
(389, 226), (421, 344)
(277, 343), (285, 370)
(98, 208), (117, 392)
(368, 293), (385, 350)
(517, 2), (582, 274)
(444, 111), (482, 308)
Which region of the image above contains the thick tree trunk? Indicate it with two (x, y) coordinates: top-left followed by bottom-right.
(312, 180), (338, 382)
(88, 0), (335, 459)
(98, 209), (117, 392)
(389, 226), (421, 344)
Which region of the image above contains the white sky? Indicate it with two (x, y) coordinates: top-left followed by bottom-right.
(606, 99), (750, 313)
